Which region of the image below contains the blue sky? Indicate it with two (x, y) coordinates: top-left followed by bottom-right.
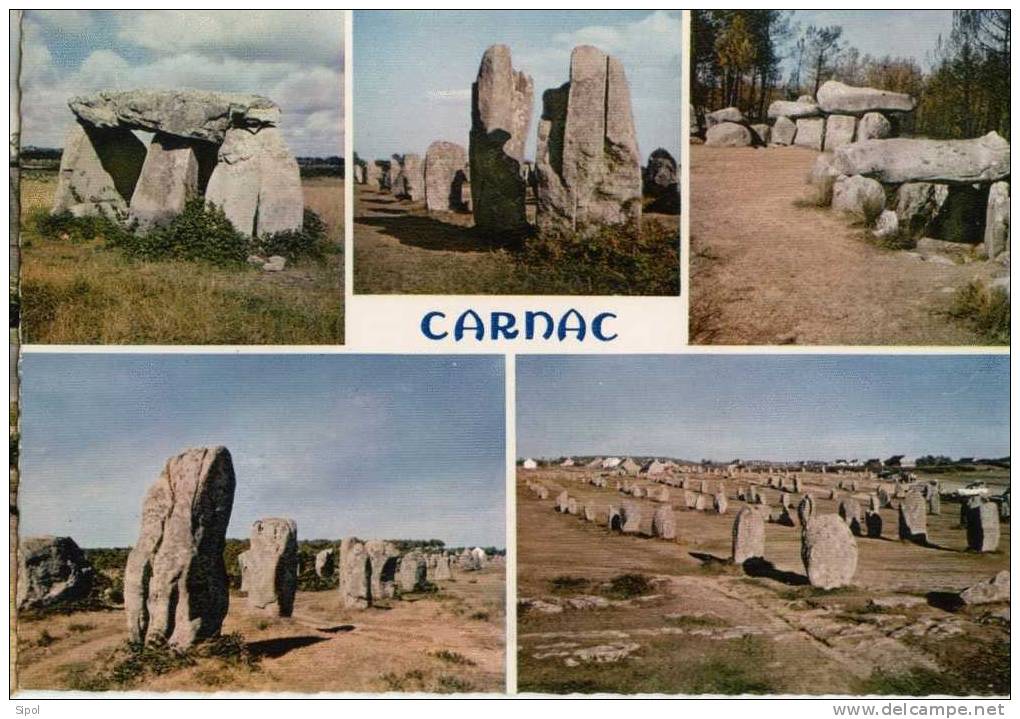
(517, 355), (1009, 463)
(18, 11), (344, 155)
(785, 11), (954, 73)
(19, 354), (505, 549)
(354, 10), (681, 163)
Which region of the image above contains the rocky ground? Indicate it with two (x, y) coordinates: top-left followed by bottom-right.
(690, 144), (1006, 346)
(16, 564), (504, 693)
(517, 467), (1009, 695)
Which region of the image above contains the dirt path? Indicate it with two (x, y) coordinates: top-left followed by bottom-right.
(690, 145), (1000, 345)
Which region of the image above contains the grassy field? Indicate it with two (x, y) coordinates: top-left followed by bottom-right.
(18, 172), (344, 345)
(518, 467), (1009, 695)
(16, 563), (505, 693)
(353, 186), (680, 296)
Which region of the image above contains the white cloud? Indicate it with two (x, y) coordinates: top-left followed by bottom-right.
(428, 88), (472, 101)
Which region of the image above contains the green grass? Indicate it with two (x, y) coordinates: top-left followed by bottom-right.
(947, 281), (1010, 345)
(856, 668), (969, 696)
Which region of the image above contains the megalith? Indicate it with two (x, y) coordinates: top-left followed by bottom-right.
(732, 507), (765, 565)
(966, 500), (1001, 553)
(621, 501), (641, 534)
(535, 45), (643, 236)
(124, 446), (236, 648)
(897, 491), (928, 544)
(705, 123), (752, 148)
(395, 153), (425, 201)
(771, 116), (797, 146)
(17, 536), (93, 610)
(652, 506), (676, 540)
(469, 44), (533, 236)
(794, 117), (825, 151)
(366, 540), (400, 600)
(832, 174), (885, 225)
(433, 554), (453, 581)
(52, 121), (146, 217)
(397, 552), (428, 593)
(984, 181), (1010, 258)
(245, 518), (298, 617)
(338, 537), (372, 609)
(832, 132), (1010, 185)
(823, 115), (857, 151)
(425, 141), (469, 212)
(237, 550), (252, 593)
(816, 80), (917, 115)
(837, 497), (863, 536)
(801, 514), (858, 590)
(315, 548), (336, 578)
(129, 133), (211, 230)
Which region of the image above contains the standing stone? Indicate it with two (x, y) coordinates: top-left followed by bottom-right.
(395, 153), (425, 201)
(315, 548), (336, 578)
(865, 510), (883, 538)
(556, 490), (570, 513)
(894, 182), (949, 239)
(396, 552), (428, 593)
(366, 540), (400, 600)
(898, 491), (928, 543)
(794, 117), (825, 151)
(425, 141), (468, 212)
(205, 126), (303, 237)
(695, 494), (710, 511)
(771, 116), (797, 146)
(732, 507), (765, 565)
(567, 497), (580, 515)
(837, 497), (863, 536)
(751, 124), (771, 145)
(832, 132), (1010, 185)
(714, 492), (729, 515)
(621, 502), (641, 534)
(433, 554), (453, 581)
(52, 121), (146, 216)
(536, 45), (642, 235)
(338, 538), (372, 609)
(652, 506), (676, 540)
(966, 501), (1001, 553)
(365, 162), (383, 189)
(984, 181), (1010, 258)
(353, 163), (365, 184)
(470, 44), (533, 236)
(129, 133), (211, 229)
(584, 502), (597, 522)
(832, 174), (886, 225)
(705, 123), (752, 147)
(608, 505), (624, 532)
(245, 518), (298, 617)
(928, 487), (942, 515)
(824, 115), (857, 151)
(797, 495), (815, 527)
(877, 485), (892, 508)
(17, 536), (93, 610)
(684, 491), (697, 509)
(872, 210), (899, 240)
(125, 446), (235, 648)
(858, 112), (892, 141)
(816, 81), (916, 115)
(801, 515), (858, 590)
(237, 550), (252, 593)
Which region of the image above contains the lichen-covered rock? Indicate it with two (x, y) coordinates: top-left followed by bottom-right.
(857, 112), (892, 141)
(129, 132), (211, 229)
(621, 502), (642, 534)
(394, 153), (425, 201)
(837, 497), (863, 536)
(52, 122), (146, 215)
(536, 45), (642, 235)
(338, 538), (372, 609)
(823, 115), (857, 151)
(806, 153), (839, 206)
(366, 540), (400, 600)
(705, 122), (752, 147)
(245, 518), (298, 617)
(425, 141), (468, 212)
(125, 446), (235, 648)
(872, 210), (899, 241)
(801, 514), (858, 589)
(984, 181), (1010, 258)
(750, 124), (771, 145)
(832, 174), (886, 225)
(897, 491), (927, 543)
(794, 117), (825, 151)
(732, 507), (765, 564)
(397, 552), (428, 593)
(706, 107), (745, 127)
(315, 548), (336, 578)
(17, 536), (93, 610)
(816, 81), (916, 115)
(833, 132), (1010, 185)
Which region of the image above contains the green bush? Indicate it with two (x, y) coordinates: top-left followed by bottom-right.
(253, 208), (330, 262)
(33, 209), (110, 243)
(948, 281), (1010, 344)
(109, 199), (248, 266)
(602, 573), (654, 600)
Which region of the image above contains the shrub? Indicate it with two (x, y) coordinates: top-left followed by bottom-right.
(253, 208), (330, 262)
(602, 573), (654, 600)
(109, 199), (248, 266)
(548, 575), (591, 594)
(948, 281), (1010, 344)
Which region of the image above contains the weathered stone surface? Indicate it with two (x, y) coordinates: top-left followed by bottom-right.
(816, 81), (916, 115)
(767, 100), (820, 120)
(837, 497), (863, 536)
(470, 44), (533, 235)
(246, 518), (298, 617)
(877, 485), (892, 508)
(584, 502), (597, 522)
(683, 491), (697, 509)
(556, 490), (570, 513)
(397, 552), (428, 593)
(966, 501), (1001, 553)
(751, 124), (771, 145)
(425, 141), (468, 212)
(984, 181), (1010, 258)
(129, 133), (210, 229)
(365, 162), (383, 189)
(705, 122), (751, 148)
(806, 153), (839, 206)
(643, 149), (680, 213)
(898, 491), (928, 543)
(865, 510), (883, 538)
(567, 497), (580, 515)
(70, 89), (280, 144)
(536, 45), (642, 235)
(872, 210), (899, 241)
(621, 502), (641, 534)
(315, 548), (336, 578)
(959, 570), (1009, 605)
(338, 538), (372, 609)
(238, 550), (252, 593)
(125, 447), (235, 648)
(794, 117), (825, 151)
(395, 153), (425, 201)
(801, 514), (858, 589)
(797, 494), (815, 527)
(732, 507), (765, 564)
(833, 132), (1010, 185)
(714, 492), (729, 515)
(832, 174), (886, 225)
(205, 126), (303, 236)
(433, 554), (453, 581)
(608, 505), (624, 532)
(366, 540), (400, 600)
(771, 116), (797, 146)
(706, 107), (745, 127)
(652, 506), (676, 539)
(695, 494), (710, 511)
(353, 164), (365, 184)
(17, 536), (93, 610)
(858, 112), (892, 141)
(823, 115), (857, 151)
(52, 122), (146, 215)
(891, 182), (949, 242)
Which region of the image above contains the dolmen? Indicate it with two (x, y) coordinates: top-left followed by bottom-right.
(53, 89), (303, 237)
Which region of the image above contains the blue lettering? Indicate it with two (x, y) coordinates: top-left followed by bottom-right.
(454, 309), (485, 341)
(592, 312), (618, 341)
(421, 311), (447, 340)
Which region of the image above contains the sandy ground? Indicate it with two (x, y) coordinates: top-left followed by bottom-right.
(689, 145), (1003, 346)
(517, 468), (1009, 695)
(15, 565), (505, 694)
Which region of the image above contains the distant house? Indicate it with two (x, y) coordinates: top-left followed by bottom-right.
(601, 457), (623, 469)
(522, 458), (538, 469)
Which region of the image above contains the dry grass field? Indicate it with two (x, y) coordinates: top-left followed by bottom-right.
(517, 467), (1009, 695)
(353, 185), (680, 296)
(689, 145), (1006, 346)
(18, 172), (344, 345)
(16, 564), (504, 694)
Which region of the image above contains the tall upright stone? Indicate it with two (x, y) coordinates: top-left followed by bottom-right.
(966, 500), (1001, 553)
(366, 540), (400, 600)
(124, 446), (235, 648)
(984, 181), (1010, 258)
(425, 141), (469, 212)
(397, 552), (428, 593)
(52, 121), (146, 216)
(797, 494), (815, 527)
(129, 133), (211, 230)
(801, 514), (858, 590)
(652, 506), (676, 539)
(837, 497), (863, 536)
(395, 153), (425, 201)
(732, 507), (765, 565)
(245, 518), (298, 617)
(338, 537), (372, 609)
(315, 548), (336, 578)
(469, 44), (533, 236)
(536, 45), (642, 236)
(898, 491), (928, 544)
(621, 501), (641, 534)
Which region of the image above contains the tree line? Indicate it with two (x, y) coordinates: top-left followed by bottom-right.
(691, 10), (1009, 140)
